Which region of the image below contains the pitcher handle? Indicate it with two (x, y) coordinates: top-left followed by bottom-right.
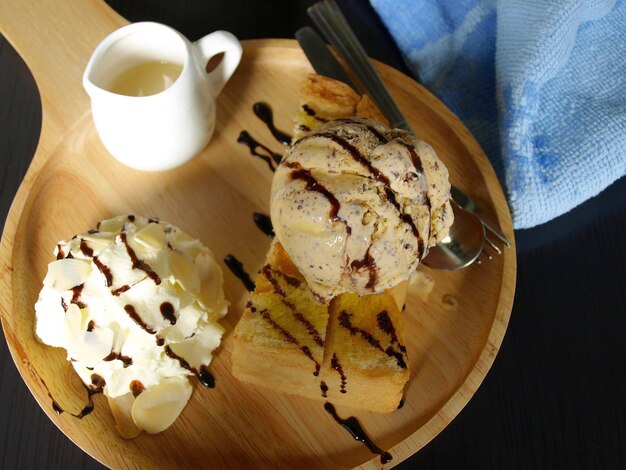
(194, 31), (242, 97)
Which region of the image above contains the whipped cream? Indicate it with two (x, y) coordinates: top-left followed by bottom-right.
(35, 215), (228, 433)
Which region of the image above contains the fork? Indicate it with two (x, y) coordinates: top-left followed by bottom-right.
(451, 187), (511, 260)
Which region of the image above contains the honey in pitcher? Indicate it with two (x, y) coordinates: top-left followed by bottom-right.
(108, 61), (183, 97)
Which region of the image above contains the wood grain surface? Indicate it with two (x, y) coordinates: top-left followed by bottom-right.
(0, 1), (516, 468)
(2, 1), (625, 470)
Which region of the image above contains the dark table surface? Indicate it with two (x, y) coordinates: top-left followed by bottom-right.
(1, 1), (625, 469)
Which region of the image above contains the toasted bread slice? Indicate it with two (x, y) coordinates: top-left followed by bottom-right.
(232, 75), (410, 412)
(321, 292), (409, 412)
(232, 241), (409, 411)
(293, 74), (390, 140)
(232, 241), (328, 400)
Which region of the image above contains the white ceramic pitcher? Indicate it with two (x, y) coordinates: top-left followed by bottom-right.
(83, 22), (242, 171)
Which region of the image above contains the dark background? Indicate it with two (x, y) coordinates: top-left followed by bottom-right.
(1, 1), (625, 468)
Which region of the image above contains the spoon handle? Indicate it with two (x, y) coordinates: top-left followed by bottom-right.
(478, 218), (511, 247)
(307, 0), (411, 132)
(451, 187), (510, 247)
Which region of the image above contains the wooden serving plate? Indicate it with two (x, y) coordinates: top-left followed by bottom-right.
(0, 1), (515, 468)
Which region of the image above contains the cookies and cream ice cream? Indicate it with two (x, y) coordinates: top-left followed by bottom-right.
(270, 118), (452, 300)
(35, 215), (228, 435)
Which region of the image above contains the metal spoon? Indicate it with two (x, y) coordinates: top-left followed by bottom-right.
(423, 202), (485, 270)
(451, 186), (511, 247)
(308, 0), (490, 270)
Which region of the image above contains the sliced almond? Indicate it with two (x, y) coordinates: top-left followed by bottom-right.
(34, 289), (67, 347)
(97, 216), (127, 233)
(172, 234), (205, 259)
(43, 259), (92, 291)
(131, 377), (192, 434)
(196, 253), (227, 314)
(159, 303), (203, 342)
(167, 322), (224, 371)
(79, 232), (116, 251)
(110, 323), (127, 354)
(169, 250), (200, 294)
(108, 393), (141, 439)
(134, 223), (167, 250)
(72, 328), (114, 367)
(63, 303), (83, 346)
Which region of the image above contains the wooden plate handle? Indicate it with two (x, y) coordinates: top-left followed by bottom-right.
(0, 0), (127, 134)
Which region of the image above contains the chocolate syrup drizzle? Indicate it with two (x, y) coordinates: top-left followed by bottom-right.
(302, 104), (328, 123)
(285, 162), (350, 235)
(305, 123), (434, 262)
(165, 345), (192, 371)
(104, 351), (133, 367)
(111, 284), (130, 296)
(397, 140), (432, 253)
(130, 380), (145, 397)
(364, 124), (388, 144)
(71, 284), (86, 309)
(260, 265), (324, 347)
(302, 104), (316, 116)
(79, 239), (113, 287)
(224, 255), (255, 292)
(253, 102), (291, 145)
(307, 129), (423, 245)
(53, 374), (105, 419)
(324, 402), (392, 465)
(94, 257), (114, 287)
(253, 212), (275, 237)
(350, 247), (377, 291)
(260, 265), (288, 299)
(320, 381), (329, 398)
(79, 239), (93, 257)
(198, 365), (216, 388)
(261, 308), (320, 376)
(281, 273), (302, 288)
(338, 310), (407, 369)
(288, 124), (433, 281)
(377, 311), (407, 354)
(160, 301), (177, 325)
(331, 353), (347, 394)
(164, 346), (216, 388)
(124, 304), (156, 334)
(92, 313), (214, 387)
(237, 131), (282, 172)
(293, 312), (324, 348)
(247, 302), (320, 376)
(120, 232), (161, 285)
(314, 132), (389, 184)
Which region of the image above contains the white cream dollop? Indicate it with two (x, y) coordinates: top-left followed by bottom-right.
(34, 215), (228, 434)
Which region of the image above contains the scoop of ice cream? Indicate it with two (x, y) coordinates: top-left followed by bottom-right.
(270, 118), (452, 300)
(35, 215), (228, 434)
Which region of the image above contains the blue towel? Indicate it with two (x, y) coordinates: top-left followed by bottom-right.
(370, 0), (626, 228)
